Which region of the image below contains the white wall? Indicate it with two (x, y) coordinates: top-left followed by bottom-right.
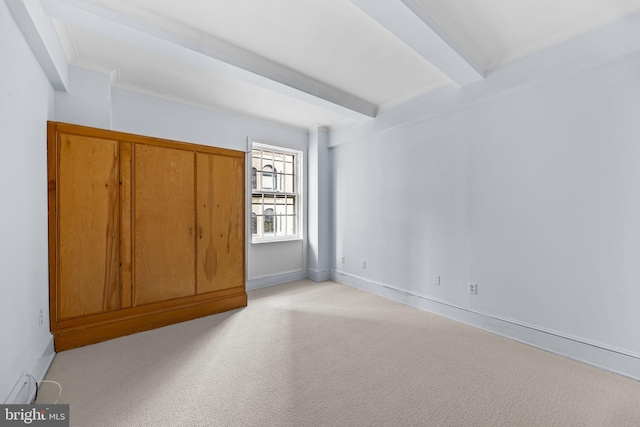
(331, 28), (640, 378)
(55, 71), (309, 287)
(467, 56), (640, 352)
(332, 108), (472, 302)
(110, 87), (307, 153)
(55, 66), (111, 129)
(0, 0), (55, 403)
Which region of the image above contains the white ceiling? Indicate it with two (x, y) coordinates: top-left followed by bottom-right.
(412, 0), (640, 70)
(43, 0), (640, 130)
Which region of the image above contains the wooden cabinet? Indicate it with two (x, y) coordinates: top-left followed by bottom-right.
(48, 122), (247, 351)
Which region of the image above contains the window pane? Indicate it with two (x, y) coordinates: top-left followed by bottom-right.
(257, 215), (264, 237)
(287, 215), (296, 235)
(285, 159), (294, 174)
(286, 199), (295, 215)
(263, 194), (275, 208)
(261, 165), (275, 191)
(284, 174), (294, 193)
(252, 196), (263, 215)
(264, 208), (274, 234)
(274, 160), (284, 177)
(251, 213), (257, 235)
(276, 215), (287, 235)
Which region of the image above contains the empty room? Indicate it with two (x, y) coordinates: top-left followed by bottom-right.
(2, 0), (640, 425)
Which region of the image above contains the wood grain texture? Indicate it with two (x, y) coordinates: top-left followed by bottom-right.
(57, 132), (121, 319)
(134, 144), (196, 305)
(120, 142), (133, 309)
(196, 153), (245, 294)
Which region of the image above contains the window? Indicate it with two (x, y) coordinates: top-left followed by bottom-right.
(251, 142), (302, 241)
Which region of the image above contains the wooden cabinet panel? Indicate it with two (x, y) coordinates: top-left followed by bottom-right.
(134, 144), (196, 305)
(57, 133), (120, 319)
(196, 153), (245, 293)
(48, 122), (247, 351)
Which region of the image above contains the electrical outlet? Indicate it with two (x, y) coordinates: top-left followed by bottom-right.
(362, 261), (367, 269)
(341, 257), (345, 264)
(38, 309), (44, 326)
(433, 275), (440, 286)
(468, 283), (478, 295)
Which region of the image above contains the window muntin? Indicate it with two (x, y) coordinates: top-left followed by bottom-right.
(251, 144), (301, 241)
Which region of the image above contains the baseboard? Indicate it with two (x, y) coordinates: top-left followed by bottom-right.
(307, 269), (331, 283)
(332, 270), (640, 381)
(246, 270), (308, 290)
(4, 336), (56, 404)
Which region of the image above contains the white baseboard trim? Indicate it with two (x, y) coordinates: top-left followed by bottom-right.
(247, 270), (308, 290)
(332, 270), (640, 381)
(308, 269), (331, 282)
(4, 336), (56, 404)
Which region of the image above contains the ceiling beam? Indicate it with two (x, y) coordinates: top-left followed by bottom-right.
(41, 0), (377, 121)
(5, 0), (68, 91)
(349, 0), (483, 86)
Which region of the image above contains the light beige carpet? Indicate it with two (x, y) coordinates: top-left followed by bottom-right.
(38, 280), (640, 426)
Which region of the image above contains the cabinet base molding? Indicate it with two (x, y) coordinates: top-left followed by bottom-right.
(53, 293), (247, 351)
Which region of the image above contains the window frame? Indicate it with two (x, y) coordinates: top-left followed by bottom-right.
(249, 141), (303, 244)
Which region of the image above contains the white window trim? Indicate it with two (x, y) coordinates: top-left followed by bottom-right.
(249, 140), (304, 244)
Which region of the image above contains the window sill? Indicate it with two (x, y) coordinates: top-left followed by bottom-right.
(251, 237), (303, 245)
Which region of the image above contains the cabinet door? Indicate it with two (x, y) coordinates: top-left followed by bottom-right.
(134, 144), (196, 305)
(196, 152), (245, 293)
(57, 133), (120, 319)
